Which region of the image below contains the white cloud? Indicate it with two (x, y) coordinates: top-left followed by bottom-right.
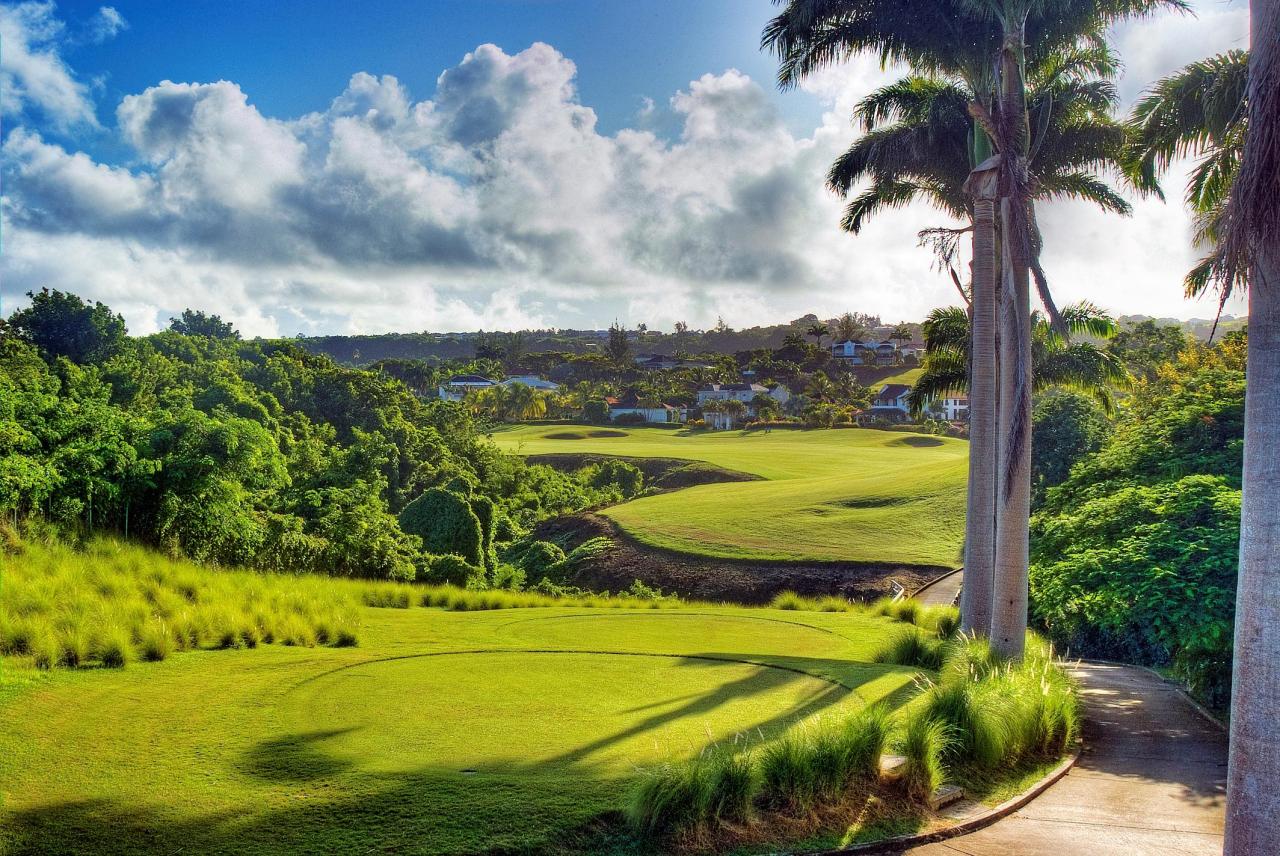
(88, 5), (126, 43)
(0, 1), (98, 129)
(0, 2), (1255, 334)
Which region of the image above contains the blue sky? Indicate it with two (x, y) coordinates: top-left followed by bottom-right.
(50, 1), (821, 156)
(0, 1), (1251, 336)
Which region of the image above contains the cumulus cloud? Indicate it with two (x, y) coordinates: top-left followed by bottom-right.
(0, 1), (98, 129)
(0, 1), (1254, 334)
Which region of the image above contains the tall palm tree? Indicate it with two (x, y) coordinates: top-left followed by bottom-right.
(908, 303), (1128, 415)
(954, 0), (1184, 658)
(1224, 2), (1280, 845)
(1129, 13), (1280, 849)
(765, 0), (1169, 645)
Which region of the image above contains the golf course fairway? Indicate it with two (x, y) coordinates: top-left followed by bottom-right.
(491, 425), (968, 567)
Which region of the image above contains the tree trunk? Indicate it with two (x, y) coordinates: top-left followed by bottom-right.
(990, 197), (1031, 660)
(1225, 1), (1280, 843)
(961, 199), (997, 634)
(1225, 246), (1280, 854)
(988, 25), (1033, 660)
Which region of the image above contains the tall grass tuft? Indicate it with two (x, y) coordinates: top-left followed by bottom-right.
(897, 714), (951, 803)
(759, 726), (825, 812)
(873, 628), (946, 671)
(625, 759), (714, 838)
(704, 750), (757, 823)
(1, 536), (363, 670)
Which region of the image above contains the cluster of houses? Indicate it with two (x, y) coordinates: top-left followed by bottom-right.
(437, 373), (966, 428)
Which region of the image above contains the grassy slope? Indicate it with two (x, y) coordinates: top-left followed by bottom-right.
(0, 590), (916, 854)
(493, 425), (967, 566)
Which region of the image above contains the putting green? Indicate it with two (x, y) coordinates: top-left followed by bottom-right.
(492, 424), (968, 566)
(0, 604), (916, 855)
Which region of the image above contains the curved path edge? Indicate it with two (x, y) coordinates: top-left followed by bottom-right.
(800, 751), (1081, 856)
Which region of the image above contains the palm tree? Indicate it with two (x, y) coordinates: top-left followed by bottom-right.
(766, 0), (1170, 646)
(1127, 20), (1280, 850)
(805, 372), (837, 403)
(1124, 50), (1249, 303)
(807, 322), (830, 348)
(1223, 2), (1280, 844)
(908, 303), (1128, 416)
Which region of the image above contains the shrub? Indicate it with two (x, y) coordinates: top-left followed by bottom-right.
(398, 488), (484, 567)
(770, 591), (805, 610)
(919, 679), (1008, 770)
(515, 540), (566, 577)
(874, 629), (946, 671)
(897, 715), (951, 803)
(469, 495), (497, 570)
(426, 553), (487, 589)
(838, 705), (892, 783)
(57, 628), (90, 667)
(582, 459), (645, 498)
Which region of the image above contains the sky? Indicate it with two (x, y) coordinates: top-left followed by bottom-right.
(0, 0), (1251, 337)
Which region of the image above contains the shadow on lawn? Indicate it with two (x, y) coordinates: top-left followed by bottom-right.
(1, 654), (913, 856)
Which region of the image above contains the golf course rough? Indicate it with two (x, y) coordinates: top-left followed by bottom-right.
(0, 604), (918, 855)
(493, 424), (968, 566)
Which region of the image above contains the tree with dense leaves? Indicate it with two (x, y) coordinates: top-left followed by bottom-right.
(168, 309), (241, 340)
(10, 288), (127, 364)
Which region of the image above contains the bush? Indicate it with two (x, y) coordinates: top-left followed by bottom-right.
(469, 495), (497, 570)
(582, 459), (645, 498)
(398, 488), (485, 567)
(426, 554), (487, 589)
(759, 727), (826, 811)
(514, 540), (566, 577)
(705, 751), (757, 823)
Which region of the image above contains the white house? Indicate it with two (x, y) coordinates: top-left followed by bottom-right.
(940, 396), (969, 421)
(438, 374), (496, 402)
(697, 383), (789, 429)
(830, 340), (868, 365)
(869, 383), (912, 419)
(607, 393), (685, 423)
(499, 375), (560, 391)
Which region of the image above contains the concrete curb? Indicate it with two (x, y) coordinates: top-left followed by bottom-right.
(797, 749), (1081, 855)
(907, 567), (963, 600)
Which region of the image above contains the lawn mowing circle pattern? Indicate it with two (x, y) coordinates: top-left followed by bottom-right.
(276, 650), (851, 776)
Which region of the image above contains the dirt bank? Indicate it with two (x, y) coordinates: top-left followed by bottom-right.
(530, 513), (949, 604)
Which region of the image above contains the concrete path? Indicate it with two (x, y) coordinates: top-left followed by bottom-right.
(894, 575), (1229, 855)
(912, 570), (962, 607)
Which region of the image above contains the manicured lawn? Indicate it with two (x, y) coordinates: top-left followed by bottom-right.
(492, 425), (967, 566)
(0, 598), (916, 855)
(877, 367), (925, 388)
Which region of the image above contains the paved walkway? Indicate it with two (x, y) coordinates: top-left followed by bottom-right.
(896, 576), (1228, 855)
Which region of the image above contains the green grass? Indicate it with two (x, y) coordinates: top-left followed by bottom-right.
(492, 424), (967, 566)
(877, 367), (925, 388)
(0, 544), (923, 855)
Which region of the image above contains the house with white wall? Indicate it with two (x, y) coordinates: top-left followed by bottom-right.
(438, 374), (496, 402)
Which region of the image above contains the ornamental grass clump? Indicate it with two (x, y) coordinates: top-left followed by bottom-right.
(897, 714), (951, 803)
(1, 536), (364, 670)
(626, 758), (716, 838)
(874, 628), (947, 671)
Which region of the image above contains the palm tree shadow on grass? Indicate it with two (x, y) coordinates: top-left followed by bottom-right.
(3, 655), (915, 855)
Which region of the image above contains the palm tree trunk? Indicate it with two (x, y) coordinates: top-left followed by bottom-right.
(1225, 244), (1280, 855)
(1224, 3), (1280, 846)
(990, 196), (1032, 660)
(989, 21), (1033, 659)
(962, 198), (997, 634)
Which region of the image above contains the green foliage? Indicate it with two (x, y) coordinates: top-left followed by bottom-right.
(1105, 320), (1188, 381)
(9, 288), (127, 364)
(398, 488), (484, 567)
(425, 554), (488, 589)
(1031, 390), (1112, 507)
(583, 399), (610, 424)
(511, 540), (566, 577)
(469, 495), (497, 569)
(168, 309), (240, 340)
(1031, 338), (1245, 707)
(580, 459), (645, 498)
